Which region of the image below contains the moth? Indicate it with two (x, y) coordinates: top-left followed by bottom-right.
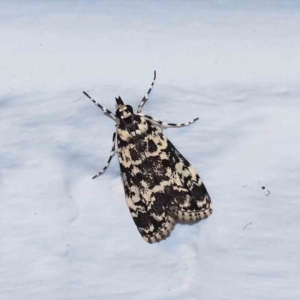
(83, 71), (213, 243)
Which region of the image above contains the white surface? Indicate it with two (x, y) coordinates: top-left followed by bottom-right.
(1, 2), (300, 299)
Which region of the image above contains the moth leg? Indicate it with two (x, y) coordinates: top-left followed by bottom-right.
(83, 91), (117, 122)
(92, 131), (117, 179)
(138, 113), (199, 129)
(137, 70), (156, 113)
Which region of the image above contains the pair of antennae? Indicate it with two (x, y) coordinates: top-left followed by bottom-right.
(82, 71), (157, 121)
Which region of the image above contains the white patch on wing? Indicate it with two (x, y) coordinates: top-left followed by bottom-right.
(151, 212), (165, 221)
(130, 186), (140, 203)
(132, 166), (141, 174)
(175, 161), (190, 177)
(118, 128), (131, 141)
(160, 152), (169, 160)
(189, 166), (200, 182)
(141, 180), (148, 188)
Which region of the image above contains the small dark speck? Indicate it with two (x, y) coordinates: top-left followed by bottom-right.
(262, 186), (270, 196)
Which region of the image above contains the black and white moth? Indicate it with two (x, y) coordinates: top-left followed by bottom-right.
(83, 71), (213, 243)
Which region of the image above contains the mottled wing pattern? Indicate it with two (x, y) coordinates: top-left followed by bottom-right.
(163, 139), (213, 222)
(117, 115), (213, 243)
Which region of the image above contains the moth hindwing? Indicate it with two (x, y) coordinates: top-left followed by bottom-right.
(83, 71), (213, 243)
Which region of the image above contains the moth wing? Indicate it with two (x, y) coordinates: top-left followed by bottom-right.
(162, 138), (213, 222)
(138, 120), (213, 222)
(119, 160), (176, 243)
(117, 120), (176, 243)
(117, 118), (212, 243)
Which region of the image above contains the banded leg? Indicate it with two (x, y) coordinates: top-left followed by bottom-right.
(137, 70), (156, 113)
(138, 113), (199, 129)
(83, 91), (117, 121)
(92, 131), (117, 179)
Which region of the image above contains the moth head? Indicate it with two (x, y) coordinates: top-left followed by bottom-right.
(115, 96), (134, 120)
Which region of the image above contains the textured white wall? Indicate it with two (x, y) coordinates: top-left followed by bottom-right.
(1, 1), (300, 299)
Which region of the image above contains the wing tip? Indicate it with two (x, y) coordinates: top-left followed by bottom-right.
(142, 217), (176, 244)
(176, 204), (213, 222)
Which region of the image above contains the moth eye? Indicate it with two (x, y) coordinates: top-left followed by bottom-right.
(115, 109), (121, 119)
(126, 105), (134, 114)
